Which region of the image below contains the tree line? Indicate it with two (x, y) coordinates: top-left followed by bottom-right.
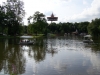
(27, 11), (100, 37)
(0, 0), (100, 37)
(27, 11), (89, 36)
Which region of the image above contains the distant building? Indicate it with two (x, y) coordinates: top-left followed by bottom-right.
(47, 13), (58, 23)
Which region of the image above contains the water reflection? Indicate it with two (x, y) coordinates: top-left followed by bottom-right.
(91, 44), (100, 52)
(0, 36), (100, 75)
(0, 39), (26, 75)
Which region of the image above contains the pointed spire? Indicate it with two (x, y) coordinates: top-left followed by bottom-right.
(47, 12), (58, 21)
(51, 13), (54, 17)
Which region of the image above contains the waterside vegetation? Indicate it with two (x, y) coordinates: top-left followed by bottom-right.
(0, 0), (100, 39)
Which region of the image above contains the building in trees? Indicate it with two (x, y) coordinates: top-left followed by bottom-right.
(47, 13), (58, 23)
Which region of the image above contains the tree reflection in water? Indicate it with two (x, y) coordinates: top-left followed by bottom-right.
(0, 37), (100, 75)
(91, 37), (100, 52)
(47, 43), (58, 57)
(91, 44), (100, 52)
(20, 38), (47, 63)
(30, 38), (46, 62)
(20, 38), (58, 63)
(84, 37), (100, 53)
(0, 39), (26, 75)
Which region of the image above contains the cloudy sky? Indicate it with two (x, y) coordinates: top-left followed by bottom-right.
(0, 0), (100, 25)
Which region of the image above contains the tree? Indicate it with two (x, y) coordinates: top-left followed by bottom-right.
(0, 5), (7, 34)
(27, 16), (32, 24)
(5, 0), (25, 35)
(48, 23), (57, 33)
(88, 18), (100, 37)
(27, 24), (33, 34)
(28, 11), (48, 35)
(78, 21), (89, 33)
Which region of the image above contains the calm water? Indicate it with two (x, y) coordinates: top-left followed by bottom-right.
(0, 36), (100, 75)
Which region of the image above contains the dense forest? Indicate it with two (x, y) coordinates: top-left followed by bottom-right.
(0, 0), (100, 37)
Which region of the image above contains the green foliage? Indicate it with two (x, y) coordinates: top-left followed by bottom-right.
(48, 33), (56, 38)
(32, 34), (44, 38)
(0, 0), (25, 36)
(6, 0), (25, 35)
(48, 22), (89, 34)
(61, 30), (64, 34)
(19, 25), (24, 35)
(27, 11), (48, 35)
(0, 5), (7, 34)
(88, 18), (100, 37)
(48, 23), (57, 33)
(77, 21), (89, 33)
(27, 24), (33, 35)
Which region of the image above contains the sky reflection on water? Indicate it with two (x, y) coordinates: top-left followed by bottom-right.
(0, 36), (100, 75)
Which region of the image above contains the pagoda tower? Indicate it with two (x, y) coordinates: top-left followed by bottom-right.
(47, 13), (58, 23)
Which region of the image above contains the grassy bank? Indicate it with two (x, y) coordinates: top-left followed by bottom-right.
(32, 34), (44, 38)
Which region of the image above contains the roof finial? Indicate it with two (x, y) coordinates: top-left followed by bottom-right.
(51, 12), (54, 17)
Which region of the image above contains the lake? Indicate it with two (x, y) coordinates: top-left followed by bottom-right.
(0, 36), (100, 75)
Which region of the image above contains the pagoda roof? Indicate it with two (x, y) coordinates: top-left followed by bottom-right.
(47, 13), (58, 21)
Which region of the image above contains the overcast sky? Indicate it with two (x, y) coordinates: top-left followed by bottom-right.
(0, 0), (100, 25)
